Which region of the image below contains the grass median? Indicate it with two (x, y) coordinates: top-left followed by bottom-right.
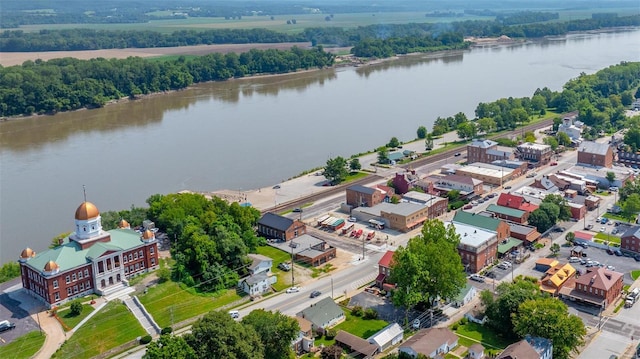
(0, 331), (46, 359)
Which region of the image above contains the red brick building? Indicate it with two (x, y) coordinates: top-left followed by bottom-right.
(376, 250), (395, 290)
(346, 185), (387, 208)
(257, 212), (306, 241)
(497, 193), (538, 213)
(564, 267), (623, 307)
(621, 226), (640, 254)
(19, 202), (159, 308)
(577, 141), (614, 168)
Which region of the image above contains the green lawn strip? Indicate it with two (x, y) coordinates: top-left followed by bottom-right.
(345, 171), (369, 182)
(57, 304), (95, 331)
(333, 311), (389, 339)
(603, 213), (631, 222)
(53, 301), (145, 359)
(256, 245), (303, 291)
(631, 270), (640, 280)
(593, 233), (621, 243)
(138, 281), (240, 328)
(452, 322), (513, 349)
(0, 331), (46, 359)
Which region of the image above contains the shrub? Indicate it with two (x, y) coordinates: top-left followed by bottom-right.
(452, 323), (459, 330)
(459, 317), (468, 326)
(351, 305), (364, 317)
(363, 308), (378, 320)
(69, 301), (83, 316)
(379, 290), (387, 297)
(139, 335), (152, 344)
(325, 328), (337, 339)
(161, 327), (173, 335)
(156, 267), (171, 283)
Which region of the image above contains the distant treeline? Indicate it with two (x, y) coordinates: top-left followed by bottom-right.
(2, 14), (638, 52)
(350, 33), (469, 57)
(0, 46), (334, 117)
(496, 11), (559, 25)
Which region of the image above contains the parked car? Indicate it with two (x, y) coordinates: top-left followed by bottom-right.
(286, 286), (300, 293)
(463, 204), (473, 210)
(0, 320), (15, 333)
(487, 193), (497, 198)
(526, 172), (536, 178)
(550, 162), (558, 166)
(347, 217), (357, 222)
(310, 290), (321, 298)
(485, 271), (496, 279)
(600, 227), (606, 232)
(470, 274), (485, 283)
(454, 152), (461, 157)
(609, 187), (619, 192)
(606, 248), (614, 255)
(585, 224), (594, 230)
(569, 256), (581, 263)
(634, 255), (640, 262)
(412, 319), (421, 329)
(292, 208), (302, 213)
(612, 228), (619, 234)
(228, 310), (240, 319)
(278, 263), (291, 271)
(272, 185), (281, 189)
(504, 186), (512, 190)
(614, 249), (623, 256)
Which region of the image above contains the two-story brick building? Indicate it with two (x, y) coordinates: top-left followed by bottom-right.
(452, 211), (510, 242)
(559, 267), (623, 308)
(257, 213), (306, 241)
(428, 174), (484, 198)
(467, 139), (514, 164)
(621, 225), (640, 254)
(577, 141), (614, 168)
(345, 185), (388, 208)
(449, 221), (498, 273)
(19, 202), (159, 308)
(515, 142), (553, 166)
(376, 250), (395, 290)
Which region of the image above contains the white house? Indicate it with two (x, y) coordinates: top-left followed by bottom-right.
(247, 254), (273, 275)
(452, 283), (477, 308)
(238, 272), (276, 296)
(368, 323), (404, 352)
(468, 343), (485, 359)
(399, 328), (458, 358)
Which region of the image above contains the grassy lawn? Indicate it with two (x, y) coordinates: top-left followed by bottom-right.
(632, 270), (640, 280)
(256, 245), (294, 291)
(603, 213), (632, 223)
(333, 311), (389, 339)
(57, 304), (95, 331)
(594, 233), (621, 243)
(52, 301), (145, 359)
(0, 331), (46, 359)
(345, 171), (369, 182)
(138, 280), (241, 328)
(452, 322), (514, 349)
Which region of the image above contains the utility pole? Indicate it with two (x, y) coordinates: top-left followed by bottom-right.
(290, 242), (295, 286)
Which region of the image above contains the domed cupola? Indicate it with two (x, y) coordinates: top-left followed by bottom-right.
(19, 248), (36, 262)
(118, 219), (130, 229)
(74, 201), (103, 239)
(141, 229), (155, 243)
(43, 260), (60, 275)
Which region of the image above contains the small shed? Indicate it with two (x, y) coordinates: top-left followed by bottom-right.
(535, 258), (559, 272)
(368, 323), (404, 352)
(570, 246), (585, 257)
(468, 343), (485, 359)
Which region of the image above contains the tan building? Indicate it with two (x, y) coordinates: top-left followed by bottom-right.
(455, 163), (514, 186)
(577, 141), (614, 168)
(515, 142), (553, 166)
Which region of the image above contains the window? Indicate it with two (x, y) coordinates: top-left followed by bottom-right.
(54, 292), (60, 301)
(134, 252), (138, 260)
(72, 273), (76, 281)
(65, 275), (70, 284)
(84, 269), (89, 277)
(150, 247), (154, 255)
(135, 263), (139, 270)
(151, 258), (156, 266)
(80, 282), (84, 291)
(139, 250), (143, 258)
(140, 262), (144, 269)
(86, 281), (91, 289)
(124, 267), (129, 274)
(78, 271), (83, 280)
(73, 285), (78, 294)
(98, 261), (104, 274)
(129, 254), (133, 261)
(67, 288), (72, 296)
(53, 280), (58, 289)
(123, 256), (128, 263)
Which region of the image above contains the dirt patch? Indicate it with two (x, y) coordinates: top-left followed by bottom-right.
(0, 42), (312, 67)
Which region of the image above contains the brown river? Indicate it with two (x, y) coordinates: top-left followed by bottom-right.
(1, 30), (639, 264)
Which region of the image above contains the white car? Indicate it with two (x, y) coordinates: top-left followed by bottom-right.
(286, 286), (300, 293)
(470, 274), (485, 283)
(347, 217), (357, 222)
(412, 319), (421, 329)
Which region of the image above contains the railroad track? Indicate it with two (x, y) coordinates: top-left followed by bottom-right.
(265, 118), (554, 214)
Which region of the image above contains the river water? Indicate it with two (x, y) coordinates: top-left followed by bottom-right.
(1, 30), (639, 264)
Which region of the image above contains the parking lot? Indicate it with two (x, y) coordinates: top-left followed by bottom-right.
(558, 242), (638, 285)
(0, 279), (41, 344)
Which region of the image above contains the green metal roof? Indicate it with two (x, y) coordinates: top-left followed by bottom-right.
(452, 211), (501, 231)
(24, 229), (147, 273)
(388, 152), (405, 161)
(454, 283), (475, 303)
(498, 237), (524, 254)
(299, 297), (344, 327)
(487, 204), (526, 218)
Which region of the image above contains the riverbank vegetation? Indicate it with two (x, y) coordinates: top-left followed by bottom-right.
(0, 262), (20, 283)
(0, 46), (334, 117)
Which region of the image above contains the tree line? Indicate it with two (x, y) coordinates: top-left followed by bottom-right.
(2, 14), (638, 52)
(350, 33), (469, 58)
(0, 46), (334, 117)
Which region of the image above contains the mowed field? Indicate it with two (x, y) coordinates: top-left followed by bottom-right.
(0, 42), (312, 67)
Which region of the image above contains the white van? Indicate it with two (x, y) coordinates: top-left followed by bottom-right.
(569, 257), (580, 263)
(228, 310), (239, 319)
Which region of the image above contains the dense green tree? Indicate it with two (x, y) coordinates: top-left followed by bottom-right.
(539, 202), (560, 224)
(324, 156), (348, 184)
(349, 158), (361, 172)
(144, 335), (196, 359)
(513, 298), (586, 359)
(624, 127), (640, 151)
(550, 243), (560, 256)
(416, 126), (427, 139)
(0, 262), (21, 283)
(390, 219), (466, 309)
(70, 301), (83, 316)
(543, 136), (559, 150)
(530, 94), (547, 112)
(523, 131), (536, 143)
(528, 208), (553, 233)
(623, 193), (640, 221)
(481, 279), (546, 338)
(566, 232), (576, 243)
(476, 117), (496, 133)
(456, 122), (477, 141)
(556, 131), (571, 147)
(185, 311), (264, 359)
(387, 137), (401, 148)
(425, 134), (434, 150)
(606, 172), (616, 186)
(542, 194), (571, 220)
(242, 310), (299, 359)
(377, 147), (389, 164)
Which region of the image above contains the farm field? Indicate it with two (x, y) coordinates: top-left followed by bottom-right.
(0, 42), (311, 67)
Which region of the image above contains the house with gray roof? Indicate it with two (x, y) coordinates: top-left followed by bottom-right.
(298, 297), (345, 332)
(468, 139), (515, 164)
(621, 225), (640, 254)
(497, 339), (540, 359)
(257, 212), (306, 241)
(346, 184), (387, 208)
(247, 254), (273, 276)
(238, 271), (276, 296)
(399, 328), (458, 358)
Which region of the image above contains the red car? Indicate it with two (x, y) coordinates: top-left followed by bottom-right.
(550, 162), (558, 166)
